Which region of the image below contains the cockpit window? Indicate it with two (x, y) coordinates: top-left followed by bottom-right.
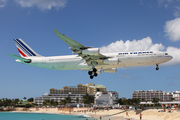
(165, 53), (168, 55)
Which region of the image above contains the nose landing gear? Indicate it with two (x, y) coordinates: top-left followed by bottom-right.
(88, 68), (98, 79)
(156, 64), (159, 70)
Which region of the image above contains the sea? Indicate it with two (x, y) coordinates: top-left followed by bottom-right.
(0, 112), (94, 120)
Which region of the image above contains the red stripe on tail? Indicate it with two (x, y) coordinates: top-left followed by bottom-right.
(17, 48), (27, 57)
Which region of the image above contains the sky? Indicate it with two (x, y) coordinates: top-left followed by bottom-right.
(1, 0), (180, 100)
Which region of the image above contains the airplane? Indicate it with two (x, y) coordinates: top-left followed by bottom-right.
(8, 29), (173, 79)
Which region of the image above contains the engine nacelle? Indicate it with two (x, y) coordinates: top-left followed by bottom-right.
(103, 68), (117, 73)
(103, 58), (119, 65)
(82, 48), (100, 55)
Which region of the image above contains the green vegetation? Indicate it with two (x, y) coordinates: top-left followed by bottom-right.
(27, 97), (34, 102)
(0, 98), (35, 108)
(75, 97), (79, 103)
(118, 98), (140, 105)
(82, 93), (94, 104)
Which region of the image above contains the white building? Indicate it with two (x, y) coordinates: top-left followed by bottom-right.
(94, 91), (118, 106)
(173, 91), (180, 101)
(34, 93), (94, 105)
(132, 90), (174, 102)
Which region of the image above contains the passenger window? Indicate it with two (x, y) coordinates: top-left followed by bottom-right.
(165, 53), (168, 55)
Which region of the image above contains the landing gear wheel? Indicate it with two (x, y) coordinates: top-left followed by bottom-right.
(156, 67), (159, 70)
(156, 64), (159, 71)
(94, 73), (98, 77)
(93, 68), (97, 72)
(88, 71), (93, 75)
(88, 68), (97, 79)
(90, 75), (94, 79)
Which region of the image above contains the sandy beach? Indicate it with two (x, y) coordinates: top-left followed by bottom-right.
(9, 107), (180, 120)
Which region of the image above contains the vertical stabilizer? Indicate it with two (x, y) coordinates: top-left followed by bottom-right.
(14, 39), (42, 57)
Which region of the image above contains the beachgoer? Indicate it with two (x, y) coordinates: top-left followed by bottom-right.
(126, 112), (129, 117)
(100, 116), (102, 120)
(140, 113), (142, 120)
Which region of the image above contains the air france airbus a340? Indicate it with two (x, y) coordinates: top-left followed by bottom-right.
(8, 29), (173, 79)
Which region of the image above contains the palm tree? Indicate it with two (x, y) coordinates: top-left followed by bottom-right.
(65, 97), (71, 103)
(83, 93), (94, 104)
(76, 97), (79, 103)
(23, 97), (27, 100)
(60, 100), (66, 105)
(152, 98), (159, 106)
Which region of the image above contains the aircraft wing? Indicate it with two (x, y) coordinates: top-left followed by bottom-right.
(7, 54), (31, 63)
(53, 29), (108, 66)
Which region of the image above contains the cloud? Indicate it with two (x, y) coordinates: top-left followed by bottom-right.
(158, 0), (174, 8)
(165, 46), (180, 65)
(14, 0), (67, 10)
(100, 37), (165, 53)
(174, 6), (180, 17)
(158, 0), (180, 17)
(0, 0), (7, 8)
(100, 36), (180, 66)
(164, 18), (180, 41)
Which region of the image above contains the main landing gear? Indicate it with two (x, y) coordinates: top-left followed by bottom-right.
(156, 64), (159, 70)
(88, 68), (98, 79)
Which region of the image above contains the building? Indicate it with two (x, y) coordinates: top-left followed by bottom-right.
(173, 91), (180, 101)
(86, 83), (106, 94)
(132, 90), (174, 102)
(34, 83), (106, 106)
(49, 83), (106, 95)
(34, 93), (92, 105)
(94, 91), (119, 106)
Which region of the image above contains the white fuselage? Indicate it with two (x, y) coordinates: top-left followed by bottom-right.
(16, 51), (172, 71)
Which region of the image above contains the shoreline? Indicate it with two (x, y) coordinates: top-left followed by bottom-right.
(2, 108), (180, 120)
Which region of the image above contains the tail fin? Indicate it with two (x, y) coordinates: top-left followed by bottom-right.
(14, 39), (42, 57)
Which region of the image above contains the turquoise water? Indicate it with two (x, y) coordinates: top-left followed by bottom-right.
(0, 112), (94, 120)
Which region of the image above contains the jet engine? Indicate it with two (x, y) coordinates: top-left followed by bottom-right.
(82, 48), (100, 55)
(103, 68), (117, 73)
(103, 58), (119, 65)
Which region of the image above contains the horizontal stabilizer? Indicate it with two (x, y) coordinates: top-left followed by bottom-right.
(7, 54), (31, 63)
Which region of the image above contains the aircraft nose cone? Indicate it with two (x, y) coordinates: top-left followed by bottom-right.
(169, 55), (173, 60)
(166, 55), (173, 61)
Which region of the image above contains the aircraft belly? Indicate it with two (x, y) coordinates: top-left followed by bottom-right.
(120, 56), (155, 67)
(54, 61), (78, 70)
(75, 62), (89, 69)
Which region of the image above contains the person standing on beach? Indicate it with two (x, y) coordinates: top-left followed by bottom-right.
(126, 112), (129, 117)
(140, 113), (142, 120)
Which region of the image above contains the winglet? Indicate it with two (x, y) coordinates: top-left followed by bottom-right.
(53, 28), (63, 36)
